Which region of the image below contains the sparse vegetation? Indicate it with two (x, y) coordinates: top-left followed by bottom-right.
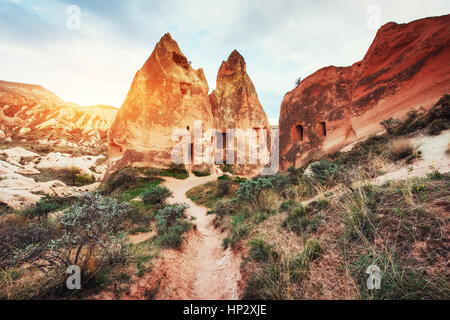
(159, 163), (189, 180)
(153, 204), (191, 249)
(142, 185), (173, 207)
(192, 170), (211, 177)
(388, 138), (416, 161)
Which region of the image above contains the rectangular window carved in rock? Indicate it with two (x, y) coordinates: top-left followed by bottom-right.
(318, 122), (327, 137)
(295, 125), (304, 141)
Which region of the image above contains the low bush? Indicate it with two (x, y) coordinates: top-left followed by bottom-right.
(310, 160), (339, 182)
(236, 178), (273, 206)
(428, 118), (449, 135)
(154, 204), (189, 233)
(0, 223), (55, 269)
(24, 196), (63, 220)
(142, 185), (173, 207)
(213, 200), (235, 217)
(104, 167), (138, 194)
(389, 138), (415, 161)
(74, 174), (94, 186)
(159, 164), (189, 180)
(281, 205), (320, 236)
(192, 170), (211, 177)
(216, 179), (232, 197)
(154, 204), (191, 249)
(248, 239), (278, 263)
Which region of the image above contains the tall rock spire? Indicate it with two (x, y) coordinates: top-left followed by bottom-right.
(209, 50), (270, 131)
(107, 33), (215, 172)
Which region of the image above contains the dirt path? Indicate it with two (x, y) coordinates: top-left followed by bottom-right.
(149, 174), (242, 300)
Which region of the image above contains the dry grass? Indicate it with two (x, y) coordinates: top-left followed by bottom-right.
(388, 138), (417, 161)
(235, 166), (450, 300)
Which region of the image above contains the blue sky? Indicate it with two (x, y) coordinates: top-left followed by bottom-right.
(1, 0), (449, 124)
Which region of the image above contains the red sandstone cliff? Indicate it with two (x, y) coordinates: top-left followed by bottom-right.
(107, 33), (216, 172)
(279, 14), (450, 169)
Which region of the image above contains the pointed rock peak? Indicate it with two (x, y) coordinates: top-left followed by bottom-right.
(229, 49), (244, 61)
(156, 32), (179, 51)
(221, 49), (246, 74)
(161, 32), (173, 41)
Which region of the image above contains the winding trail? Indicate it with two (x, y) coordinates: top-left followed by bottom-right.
(151, 174), (242, 300)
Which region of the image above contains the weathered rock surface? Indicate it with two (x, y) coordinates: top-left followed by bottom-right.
(209, 50), (271, 175)
(279, 14), (450, 169)
(209, 50), (269, 131)
(0, 147), (104, 210)
(0, 80), (117, 149)
(107, 33), (215, 172)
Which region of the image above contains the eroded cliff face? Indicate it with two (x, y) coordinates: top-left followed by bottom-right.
(107, 33), (215, 172)
(279, 14), (450, 169)
(0, 80), (117, 149)
(209, 50), (269, 131)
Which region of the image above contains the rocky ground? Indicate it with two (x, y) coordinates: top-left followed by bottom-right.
(0, 145), (106, 210)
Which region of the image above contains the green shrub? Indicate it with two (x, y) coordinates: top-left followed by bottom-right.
(68, 167), (82, 185)
(248, 239), (278, 263)
(289, 239), (323, 281)
(427, 170), (443, 180)
(154, 204), (189, 233)
(193, 170), (211, 177)
(74, 174), (94, 186)
(142, 185), (173, 207)
(159, 164), (189, 180)
(279, 200), (296, 212)
(156, 221), (191, 249)
(104, 167), (137, 194)
(310, 160), (339, 182)
(57, 192), (132, 266)
(236, 178), (273, 205)
(220, 164), (233, 173)
(24, 196), (63, 220)
(282, 205), (320, 235)
(227, 214), (251, 249)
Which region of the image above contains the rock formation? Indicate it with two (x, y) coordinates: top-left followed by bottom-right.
(107, 33), (215, 172)
(209, 50), (269, 131)
(0, 80), (117, 149)
(209, 50), (271, 174)
(279, 14), (450, 169)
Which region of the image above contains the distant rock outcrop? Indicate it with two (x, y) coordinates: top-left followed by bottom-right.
(0, 80), (117, 149)
(107, 33), (215, 172)
(279, 14), (450, 169)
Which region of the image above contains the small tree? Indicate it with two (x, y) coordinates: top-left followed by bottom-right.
(295, 77), (302, 86)
(55, 192), (132, 269)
